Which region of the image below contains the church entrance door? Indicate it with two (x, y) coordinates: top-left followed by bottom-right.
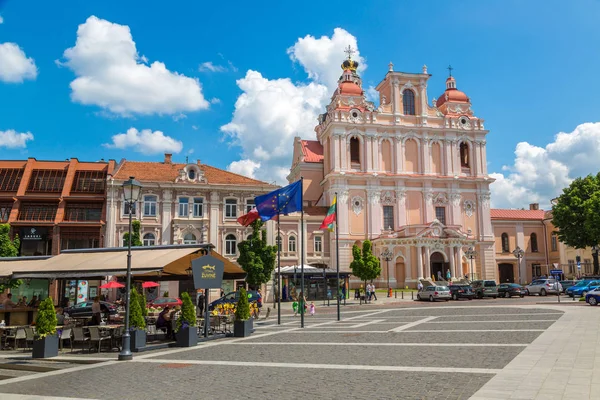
(498, 263), (515, 283)
(430, 252), (448, 281)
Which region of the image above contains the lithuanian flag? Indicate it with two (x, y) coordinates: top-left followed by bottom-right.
(319, 196), (337, 231)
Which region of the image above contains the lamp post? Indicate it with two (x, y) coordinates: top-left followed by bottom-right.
(512, 246), (525, 284)
(381, 247), (394, 297)
(118, 176), (142, 361)
(465, 247), (477, 281)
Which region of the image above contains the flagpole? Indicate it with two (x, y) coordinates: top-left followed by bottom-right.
(335, 192), (340, 322)
(277, 211), (281, 325)
(300, 177), (305, 329)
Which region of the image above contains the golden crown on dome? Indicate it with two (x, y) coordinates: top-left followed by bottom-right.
(341, 45), (359, 71)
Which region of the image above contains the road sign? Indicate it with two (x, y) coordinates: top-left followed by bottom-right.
(550, 269), (563, 275)
(577, 261), (581, 269)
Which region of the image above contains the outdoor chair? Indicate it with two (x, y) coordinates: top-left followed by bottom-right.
(88, 326), (110, 353)
(59, 327), (73, 351)
(2, 328), (17, 349)
(13, 328), (26, 350)
(24, 328), (35, 350)
(146, 324), (157, 341)
(71, 327), (89, 353)
(112, 326), (124, 351)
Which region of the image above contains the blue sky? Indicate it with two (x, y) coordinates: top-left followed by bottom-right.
(1, 0), (599, 208)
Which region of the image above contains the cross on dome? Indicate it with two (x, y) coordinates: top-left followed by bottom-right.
(447, 65), (454, 77)
(344, 45), (356, 60)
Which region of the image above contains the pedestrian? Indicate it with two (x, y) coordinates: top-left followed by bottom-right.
(446, 269), (451, 282)
(309, 302), (315, 316)
(292, 295), (298, 317)
(341, 285), (346, 299)
(437, 271), (442, 282)
(255, 289), (263, 319)
(298, 292), (307, 315)
(91, 296), (102, 325)
(197, 290), (205, 317)
(371, 283), (378, 301)
(366, 283), (371, 301)
(417, 281), (423, 292)
(156, 306), (173, 340)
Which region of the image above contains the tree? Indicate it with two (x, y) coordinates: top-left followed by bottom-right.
(235, 287), (251, 321)
(123, 220), (143, 247)
(349, 240), (381, 287)
(35, 297), (57, 338)
(176, 292), (196, 332)
(128, 288), (146, 330)
(237, 219), (277, 289)
(139, 289), (148, 318)
(552, 173), (600, 274)
(0, 223), (20, 257)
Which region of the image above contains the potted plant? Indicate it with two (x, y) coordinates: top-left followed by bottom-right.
(32, 297), (58, 358)
(129, 288), (146, 351)
(234, 288), (252, 337)
(175, 292), (197, 347)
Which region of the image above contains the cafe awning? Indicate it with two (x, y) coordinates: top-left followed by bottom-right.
(0, 256), (51, 278)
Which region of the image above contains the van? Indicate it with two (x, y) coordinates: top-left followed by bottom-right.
(471, 280), (498, 299)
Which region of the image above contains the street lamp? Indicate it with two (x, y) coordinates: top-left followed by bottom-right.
(118, 176), (142, 361)
(512, 246), (525, 284)
(381, 247), (394, 297)
(465, 247), (477, 281)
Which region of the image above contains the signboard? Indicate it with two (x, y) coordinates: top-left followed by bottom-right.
(77, 280), (89, 304)
(550, 269), (563, 275)
(19, 227), (47, 241)
(191, 254), (225, 289)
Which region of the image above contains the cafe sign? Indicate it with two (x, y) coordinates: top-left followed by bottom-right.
(20, 227), (46, 241)
(191, 254), (224, 289)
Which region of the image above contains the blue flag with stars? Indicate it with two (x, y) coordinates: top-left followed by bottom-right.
(254, 180), (303, 221)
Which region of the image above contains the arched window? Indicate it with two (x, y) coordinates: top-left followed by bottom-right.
(460, 142), (469, 168)
(188, 169), (196, 180)
(183, 233), (197, 244)
(350, 137), (360, 165)
(247, 234), (253, 241)
(143, 233), (155, 246)
(530, 233), (538, 252)
(403, 89), (415, 115)
(501, 233), (509, 253)
(225, 234), (237, 255)
(275, 235), (282, 252)
(288, 236), (296, 252)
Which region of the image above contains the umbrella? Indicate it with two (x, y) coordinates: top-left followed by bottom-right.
(142, 281), (160, 288)
(99, 281), (124, 289)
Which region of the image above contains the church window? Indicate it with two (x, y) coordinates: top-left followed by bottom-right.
(383, 206), (394, 231)
(501, 233), (510, 253)
(460, 142), (470, 168)
(350, 137), (360, 165)
(403, 89), (415, 115)
(530, 233), (538, 252)
(435, 207), (446, 225)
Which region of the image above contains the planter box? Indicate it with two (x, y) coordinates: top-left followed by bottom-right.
(234, 319), (253, 337)
(32, 334), (59, 359)
(175, 326), (198, 347)
(130, 329), (146, 351)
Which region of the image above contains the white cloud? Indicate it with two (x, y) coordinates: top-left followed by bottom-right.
(0, 15), (4, 24)
(210, 97), (221, 104)
(61, 16), (209, 116)
(199, 61), (226, 72)
(191, 125), (198, 131)
(0, 129), (34, 148)
(490, 122), (600, 209)
(227, 159), (261, 179)
(365, 86), (379, 104)
(222, 28), (363, 184)
(0, 43), (38, 83)
(103, 128), (183, 154)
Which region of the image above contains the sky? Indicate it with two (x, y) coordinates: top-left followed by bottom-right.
(1, 0), (600, 209)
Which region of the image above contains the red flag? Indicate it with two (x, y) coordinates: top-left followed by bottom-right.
(237, 208), (260, 227)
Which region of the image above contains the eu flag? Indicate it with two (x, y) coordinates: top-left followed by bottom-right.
(254, 180), (303, 221)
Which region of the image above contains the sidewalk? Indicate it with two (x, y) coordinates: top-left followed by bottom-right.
(470, 304), (600, 400)
(269, 294), (414, 315)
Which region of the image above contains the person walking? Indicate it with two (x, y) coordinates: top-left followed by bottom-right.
(446, 269), (451, 283)
(197, 290), (205, 317)
(366, 283), (372, 301)
(298, 292), (307, 316)
(417, 281), (424, 292)
(292, 294), (298, 317)
(371, 283), (378, 301)
(309, 302), (315, 316)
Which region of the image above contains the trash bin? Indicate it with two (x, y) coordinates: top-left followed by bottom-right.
(388, 288), (393, 297)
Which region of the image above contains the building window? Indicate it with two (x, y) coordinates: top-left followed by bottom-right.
(178, 197), (189, 217)
(314, 236), (323, 253)
(501, 233), (509, 253)
(288, 236), (296, 252)
(0, 203), (12, 222)
(246, 199), (255, 213)
(225, 234), (237, 255)
(225, 199), (237, 218)
(123, 201), (137, 216)
(0, 168), (24, 192)
(383, 206), (394, 231)
(18, 203), (58, 221)
(530, 233), (538, 252)
(61, 231), (100, 250)
(551, 234), (558, 252)
(188, 169), (195, 180)
(568, 260), (575, 275)
(403, 89), (415, 115)
(183, 233), (197, 244)
(27, 169), (67, 192)
(143, 195), (157, 217)
(460, 142), (470, 168)
(64, 203), (103, 221)
(143, 233), (156, 246)
(350, 137), (360, 165)
(532, 264), (542, 278)
(193, 198), (204, 217)
(275, 236), (282, 252)
(72, 171), (105, 193)
(435, 207), (446, 225)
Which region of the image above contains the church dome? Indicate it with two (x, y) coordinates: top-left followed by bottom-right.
(436, 76), (470, 108)
(339, 80), (363, 95)
(341, 58), (359, 72)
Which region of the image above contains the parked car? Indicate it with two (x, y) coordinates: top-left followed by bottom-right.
(566, 280), (600, 298)
(64, 301), (118, 318)
(148, 297), (182, 308)
(560, 280), (577, 293)
(585, 288), (600, 306)
(417, 286), (451, 302)
(448, 285), (474, 300)
(526, 279), (562, 296)
(471, 280), (498, 299)
(208, 290), (260, 311)
(497, 283), (526, 298)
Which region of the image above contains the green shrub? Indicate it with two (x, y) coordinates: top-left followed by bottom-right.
(35, 297), (57, 338)
(128, 288), (146, 330)
(139, 290), (148, 317)
(176, 292), (196, 332)
(163, 291), (169, 297)
(235, 288), (251, 321)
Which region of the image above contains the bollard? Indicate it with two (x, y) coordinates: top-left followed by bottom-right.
(402, 291), (404, 299)
(328, 298), (330, 307)
(411, 291), (414, 300)
(395, 290), (397, 299)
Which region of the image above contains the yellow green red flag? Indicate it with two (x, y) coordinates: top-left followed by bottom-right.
(319, 195), (337, 231)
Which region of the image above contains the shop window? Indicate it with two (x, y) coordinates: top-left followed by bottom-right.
(18, 203), (58, 221)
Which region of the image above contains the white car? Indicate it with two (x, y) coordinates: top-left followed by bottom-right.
(526, 279), (562, 296)
(417, 286), (451, 302)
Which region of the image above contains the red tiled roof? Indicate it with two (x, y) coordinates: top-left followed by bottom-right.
(112, 161), (271, 185)
(490, 209), (546, 220)
(300, 140), (324, 163)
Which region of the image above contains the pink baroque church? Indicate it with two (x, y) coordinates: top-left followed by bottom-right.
(283, 52), (495, 288)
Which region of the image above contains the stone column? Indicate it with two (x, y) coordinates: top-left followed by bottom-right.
(396, 189), (407, 227)
(367, 190), (382, 236)
(417, 245), (423, 279)
(161, 190), (173, 244)
(404, 247), (412, 280)
(424, 246), (431, 279)
(394, 138), (402, 173)
(422, 137), (430, 175)
(341, 134), (348, 171)
(209, 191), (219, 251)
(449, 246), (455, 278)
(445, 139), (454, 176)
(338, 191), (350, 235)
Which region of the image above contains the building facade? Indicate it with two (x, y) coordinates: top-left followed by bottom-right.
(0, 158), (115, 256)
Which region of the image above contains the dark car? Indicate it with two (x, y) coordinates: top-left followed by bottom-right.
(471, 280), (498, 299)
(208, 290), (260, 311)
(64, 301), (118, 318)
(498, 283), (526, 298)
(448, 285), (474, 300)
(560, 280), (577, 293)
